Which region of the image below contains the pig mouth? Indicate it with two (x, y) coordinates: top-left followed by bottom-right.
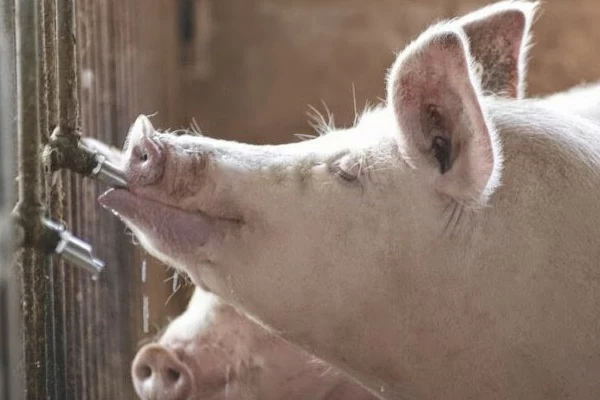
(98, 188), (240, 256)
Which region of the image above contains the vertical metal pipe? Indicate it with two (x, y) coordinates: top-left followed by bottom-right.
(41, 0), (65, 396)
(0, 0), (23, 398)
(15, 0), (48, 398)
(56, 0), (78, 138)
(16, 0), (43, 220)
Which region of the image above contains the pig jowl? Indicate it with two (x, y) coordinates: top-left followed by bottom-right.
(99, 1), (600, 399)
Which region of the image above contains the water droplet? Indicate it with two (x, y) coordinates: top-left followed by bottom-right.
(141, 259), (147, 283)
(172, 271), (179, 292)
(143, 296), (150, 333)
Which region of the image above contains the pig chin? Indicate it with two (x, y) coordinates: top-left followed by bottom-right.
(98, 188), (232, 268)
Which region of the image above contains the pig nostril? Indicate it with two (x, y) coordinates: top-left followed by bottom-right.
(138, 365), (152, 379)
(166, 368), (181, 383)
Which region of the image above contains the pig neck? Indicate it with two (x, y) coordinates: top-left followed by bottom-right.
(444, 100), (600, 399)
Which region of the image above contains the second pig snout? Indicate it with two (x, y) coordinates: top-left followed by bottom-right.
(132, 343), (194, 400)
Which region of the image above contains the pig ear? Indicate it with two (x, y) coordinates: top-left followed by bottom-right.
(125, 115), (160, 157)
(458, 1), (538, 98)
(131, 114), (156, 139)
(387, 26), (501, 204)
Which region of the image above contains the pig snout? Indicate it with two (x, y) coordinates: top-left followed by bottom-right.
(123, 115), (210, 202)
(125, 127), (166, 189)
(132, 344), (194, 400)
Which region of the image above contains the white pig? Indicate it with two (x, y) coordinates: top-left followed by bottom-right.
(538, 82), (600, 122)
(131, 287), (375, 400)
(99, 1), (600, 399)
(125, 7), (551, 399)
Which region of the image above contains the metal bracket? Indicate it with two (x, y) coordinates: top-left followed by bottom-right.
(35, 128), (130, 275)
(44, 126), (128, 189)
(41, 218), (105, 275)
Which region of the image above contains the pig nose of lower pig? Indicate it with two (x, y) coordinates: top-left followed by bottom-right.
(132, 344), (193, 400)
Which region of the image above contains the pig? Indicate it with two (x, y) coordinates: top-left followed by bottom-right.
(120, 73), (600, 400)
(537, 82), (600, 122)
(131, 286), (375, 400)
(129, 62), (599, 400)
(123, 71), (600, 400)
(111, 5), (546, 399)
(128, 59), (600, 400)
(98, 1), (600, 398)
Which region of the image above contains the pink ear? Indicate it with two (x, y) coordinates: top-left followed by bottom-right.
(125, 115), (157, 152)
(133, 114), (156, 139)
(387, 26), (501, 204)
(458, 0), (538, 98)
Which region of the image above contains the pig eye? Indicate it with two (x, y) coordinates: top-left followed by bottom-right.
(140, 153), (148, 162)
(330, 157), (360, 184)
(337, 168), (357, 182)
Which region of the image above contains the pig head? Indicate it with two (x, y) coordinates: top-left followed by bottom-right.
(132, 287), (375, 400)
(100, 1), (600, 399)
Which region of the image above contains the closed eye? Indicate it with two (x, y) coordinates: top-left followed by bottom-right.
(336, 167), (357, 182)
(329, 157), (360, 185)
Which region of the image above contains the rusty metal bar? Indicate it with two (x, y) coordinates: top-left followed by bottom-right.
(13, 0), (52, 398)
(43, 2), (67, 393)
(15, 0), (43, 245)
(43, 15), (66, 386)
(37, 0), (55, 394)
(43, 0), (128, 189)
(56, 0), (78, 138)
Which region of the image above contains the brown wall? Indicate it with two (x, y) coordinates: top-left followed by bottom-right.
(181, 0), (600, 145)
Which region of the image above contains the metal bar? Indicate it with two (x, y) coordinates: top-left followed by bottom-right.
(0, 0), (23, 398)
(37, 0), (59, 397)
(42, 0), (68, 397)
(56, 0), (78, 138)
(14, 0), (49, 399)
(16, 0), (43, 240)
